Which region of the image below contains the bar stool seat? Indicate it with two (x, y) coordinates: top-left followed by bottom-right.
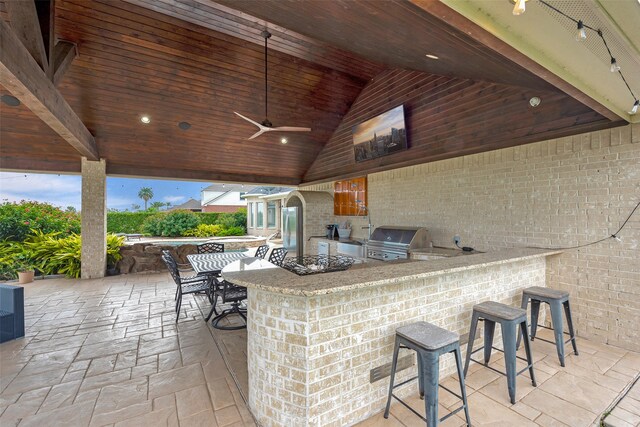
(385, 321), (471, 426)
(464, 301), (536, 404)
(522, 286), (569, 300)
(473, 301), (527, 321)
(518, 286), (578, 367)
(397, 322), (459, 350)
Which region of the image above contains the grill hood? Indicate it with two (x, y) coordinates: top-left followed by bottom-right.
(367, 226), (432, 260)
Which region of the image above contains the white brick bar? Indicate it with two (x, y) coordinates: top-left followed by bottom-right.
(228, 251), (553, 426)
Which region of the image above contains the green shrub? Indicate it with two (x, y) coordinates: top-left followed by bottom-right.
(198, 213), (220, 225)
(107, 212), (156, 234)
(142, 210), (200, 237)
(21, 231), (125, 278)
(217, 226), (245, 236)
(141, 213), (165, 236)
(184, 224), (224, 237)
(0, 201), (80, 242)
(0, 240), (36, 280)
(217, 209), (247, 233)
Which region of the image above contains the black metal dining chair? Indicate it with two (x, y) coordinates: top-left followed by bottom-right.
(208, 278), (248, 330)
(197, 242), (224, 254)
(268, 248), (288, 266)
(162, 251), (212, 322)
(254, 244), (269, 259)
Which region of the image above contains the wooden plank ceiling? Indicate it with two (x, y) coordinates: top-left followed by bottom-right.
(0, 0), (625, 185)
(0, 0), (378, 184)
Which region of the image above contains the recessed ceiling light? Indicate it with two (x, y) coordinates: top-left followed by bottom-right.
(280, 137), (288, 144)
(178, 121), (191, 130)
(140, 115), (151, 124)
(425, 54), (439, 60)
(529, 96), (541, 107)
(1, 95), (20, 107)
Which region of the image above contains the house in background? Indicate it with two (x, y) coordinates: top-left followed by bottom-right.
(168, 198), (202, 212)
(244, 187), (293, 237)
(200, 183), (254, 213)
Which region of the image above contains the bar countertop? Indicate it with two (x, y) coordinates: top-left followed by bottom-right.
(221, 248), (562, 297)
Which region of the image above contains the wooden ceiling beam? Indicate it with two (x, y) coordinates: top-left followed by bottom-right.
(107, 164), (301, 186)
(52, 41), (77, 86)
(3, 0), (49, 72)
(0, 17), (98, 160)
(408, 0), (621, 122)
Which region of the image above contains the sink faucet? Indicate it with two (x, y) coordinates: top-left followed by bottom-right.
(356, 200), (373, 241)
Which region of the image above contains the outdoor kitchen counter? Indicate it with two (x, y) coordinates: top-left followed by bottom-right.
(222, 247), (561, 297)
(240, 247), (562, 426)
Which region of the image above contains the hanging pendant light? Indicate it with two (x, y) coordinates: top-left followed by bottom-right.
(512, 0), (527, 15)
(610, 58), (620, 72)
(576, 20), (587, 41)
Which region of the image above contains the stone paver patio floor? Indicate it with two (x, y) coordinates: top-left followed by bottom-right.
(0, 273), (254, 427)
(1, 272), (638, 427)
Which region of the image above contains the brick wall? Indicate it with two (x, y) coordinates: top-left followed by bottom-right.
(248, 258), (546, 426)
(302, 124), (640, 352)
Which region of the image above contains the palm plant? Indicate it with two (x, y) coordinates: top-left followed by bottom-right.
(138, 187), (154, 210)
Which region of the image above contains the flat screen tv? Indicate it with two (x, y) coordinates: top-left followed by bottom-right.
(352, 105), (408, 163)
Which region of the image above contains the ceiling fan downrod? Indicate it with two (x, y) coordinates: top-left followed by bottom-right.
(262, 30), (272, 128)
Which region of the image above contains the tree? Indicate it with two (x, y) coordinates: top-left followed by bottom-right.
(148, 201), (166, 212)
(130, 203), (141, 211)
(137, 187), (154, 210)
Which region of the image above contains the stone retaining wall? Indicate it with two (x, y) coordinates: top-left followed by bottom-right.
(117, 238), (267, 274)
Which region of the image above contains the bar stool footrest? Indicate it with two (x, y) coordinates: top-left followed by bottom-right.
(389, 393), (467, 424)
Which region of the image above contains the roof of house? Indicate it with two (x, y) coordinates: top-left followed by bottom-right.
(169, 198), (202, 211)
(242, 187), (293, 197)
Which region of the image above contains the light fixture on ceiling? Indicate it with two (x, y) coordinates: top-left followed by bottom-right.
(514, 1), (638, 117)
(510, 0), (528, 16)
(280, 137), (288, 144)
(609, 58), (620, 73)
(575, 20), (587, 41)
(140, 115), (151, 124)
(178, 121), (191, 130)
(529, 96), (541, 107)
(1, 95), (20, 107)
(425, 54), (439, 60)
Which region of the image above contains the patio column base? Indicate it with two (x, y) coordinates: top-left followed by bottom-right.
(81, 157), (107, 279)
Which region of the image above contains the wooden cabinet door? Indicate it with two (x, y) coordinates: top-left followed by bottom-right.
(334, 177), (368, 216)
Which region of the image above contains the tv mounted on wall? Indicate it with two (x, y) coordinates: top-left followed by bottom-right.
(352, 105), (408, 163)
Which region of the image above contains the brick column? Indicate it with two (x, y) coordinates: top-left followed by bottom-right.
(81, 158), (107, 279)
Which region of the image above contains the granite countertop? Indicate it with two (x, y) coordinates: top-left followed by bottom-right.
(222, 248), (562, 297)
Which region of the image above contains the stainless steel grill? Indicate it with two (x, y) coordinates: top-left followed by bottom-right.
(366, 226), (431, 261)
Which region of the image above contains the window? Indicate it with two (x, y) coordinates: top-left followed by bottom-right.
(248, 202), (254, 228)
(257, 203), (264, 228)
(267, 201), (276, 228)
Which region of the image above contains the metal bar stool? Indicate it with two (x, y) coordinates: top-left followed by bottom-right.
(384, 321), (471, 426)
(463, 301), (536, 404)
(517, 286), (578, 367)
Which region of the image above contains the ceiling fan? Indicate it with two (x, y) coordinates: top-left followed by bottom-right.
(234, 30), (311, 140)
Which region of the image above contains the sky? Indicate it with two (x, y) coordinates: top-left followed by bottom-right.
(352, 105), (406, 145)
(0, 171), (212, 211)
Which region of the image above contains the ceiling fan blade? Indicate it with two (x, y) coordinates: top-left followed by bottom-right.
(234, 112), (263, 129)
(272, 126), (312, 132)
(248, 128), (271, 140)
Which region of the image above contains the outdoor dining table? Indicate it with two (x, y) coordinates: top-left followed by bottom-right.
(186, 252), (249, 327)
(186, 252), (249, 275)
